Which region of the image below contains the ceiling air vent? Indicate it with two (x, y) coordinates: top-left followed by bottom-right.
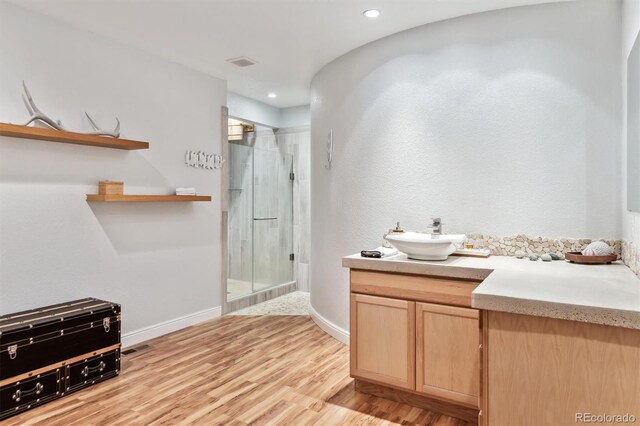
(226, 56), (258, 67)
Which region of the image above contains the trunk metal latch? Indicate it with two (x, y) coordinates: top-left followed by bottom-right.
(8, 344), (17, 360)
(103, 317), (110, 333)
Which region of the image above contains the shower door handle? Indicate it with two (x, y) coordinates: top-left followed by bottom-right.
(253, 217), (278, 221)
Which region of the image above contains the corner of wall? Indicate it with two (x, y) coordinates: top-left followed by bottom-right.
(309, 302), (349, 345)
(621, 0), (640, 277)
(122, 306), (222, 348)
(227, 92), (311, 129)
(227, 92), (282, 128)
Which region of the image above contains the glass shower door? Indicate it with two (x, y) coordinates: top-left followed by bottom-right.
(227, 142), (294, 301)
(252, 148), (294, 292)
(227, 144), (254, 299)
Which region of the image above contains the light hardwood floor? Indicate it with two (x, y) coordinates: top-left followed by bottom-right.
(5, 316), (470, 426)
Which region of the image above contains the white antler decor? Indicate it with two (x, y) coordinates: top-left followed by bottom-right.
(84, 113), (121, 138)
(20, 81), (121, 138)
(22, 81), (66, 131)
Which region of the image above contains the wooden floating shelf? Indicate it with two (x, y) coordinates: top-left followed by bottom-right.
(86, 194), (212, 202)
(0, 122), (149, 150)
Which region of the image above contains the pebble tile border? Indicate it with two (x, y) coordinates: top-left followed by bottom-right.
(465, 234), (621, 258)
(622, 241), (640, 278)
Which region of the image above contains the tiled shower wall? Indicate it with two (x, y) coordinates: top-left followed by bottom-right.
(276, 127), (311, 292)
(227, 143), (253, 284)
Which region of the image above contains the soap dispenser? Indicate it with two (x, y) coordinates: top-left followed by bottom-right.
(383, 222), (404, 248)
(391, 222), (404, 234)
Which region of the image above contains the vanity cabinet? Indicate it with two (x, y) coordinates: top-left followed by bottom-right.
(345, 253), (640, 425)
(349, 269), (481, 418)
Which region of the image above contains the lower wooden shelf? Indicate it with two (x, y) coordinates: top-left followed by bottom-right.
(86, 194), (212, 202)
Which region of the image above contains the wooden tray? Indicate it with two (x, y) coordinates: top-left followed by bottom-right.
(451, 249), (491, 258)
(565, 251), (618, 264)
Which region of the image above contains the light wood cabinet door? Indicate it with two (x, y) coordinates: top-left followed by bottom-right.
(416, 302), (479, 407)
(350, 293), (415, 390)
(486, 311), (640, 426)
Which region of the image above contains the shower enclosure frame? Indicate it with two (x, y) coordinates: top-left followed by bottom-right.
(220, 107), (296, 314)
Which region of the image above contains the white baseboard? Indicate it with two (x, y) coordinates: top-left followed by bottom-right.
(122, 306), (222, 348)
(310, 303), (350, 345)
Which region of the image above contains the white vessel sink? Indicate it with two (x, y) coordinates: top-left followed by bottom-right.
(384, 232), (466, 261)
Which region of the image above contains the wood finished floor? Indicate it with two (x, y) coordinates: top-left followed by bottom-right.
(5, 316), (470, 426)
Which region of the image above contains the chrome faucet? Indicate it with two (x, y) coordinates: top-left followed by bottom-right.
(426, 217), (443, 235)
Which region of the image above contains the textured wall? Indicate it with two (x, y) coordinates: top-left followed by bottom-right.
(623, 0), (640, 257)
(0, 4), (226, 334)
(310, 0), (623, 333)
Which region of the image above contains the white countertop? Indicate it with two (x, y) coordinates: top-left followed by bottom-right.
(342, 253), (640, 329)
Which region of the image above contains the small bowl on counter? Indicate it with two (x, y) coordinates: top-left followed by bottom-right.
(564, 252), (618, 265)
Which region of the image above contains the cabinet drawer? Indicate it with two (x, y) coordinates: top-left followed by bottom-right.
(65, 349), (120, 393)
(350, 270), (479, 308)
(0, 369), (61, 419)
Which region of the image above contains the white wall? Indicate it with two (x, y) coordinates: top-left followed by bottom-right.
(0, 3), (226, 342)
(227, 92), (282, 128)
(228, 92), (310, 129)
(310, 0), (623, 333)
(281, 105), (311, 129)
(623, 0), (640, 246)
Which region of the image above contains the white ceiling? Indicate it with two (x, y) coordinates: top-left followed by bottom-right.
(10, 0), (565, 108)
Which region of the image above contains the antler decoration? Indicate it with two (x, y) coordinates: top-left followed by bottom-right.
(85, 113), (121, 138)
(20, 81), (121, 138)
(22, 81), (66, 131)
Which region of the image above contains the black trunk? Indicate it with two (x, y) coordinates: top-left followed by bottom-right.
(0, 298), (121, 420)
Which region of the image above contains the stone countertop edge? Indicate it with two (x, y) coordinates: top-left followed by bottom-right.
(342, 254), (494, 281)
(342, 253), (640, 330)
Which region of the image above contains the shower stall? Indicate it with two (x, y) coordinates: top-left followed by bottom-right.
(226, 119), (294, 303)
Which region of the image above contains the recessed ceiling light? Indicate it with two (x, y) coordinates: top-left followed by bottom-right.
(268, 93), (277, 98)
(363, 9), (380, 18)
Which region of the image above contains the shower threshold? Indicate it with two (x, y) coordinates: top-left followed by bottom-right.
(225, 281), (297, 314)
